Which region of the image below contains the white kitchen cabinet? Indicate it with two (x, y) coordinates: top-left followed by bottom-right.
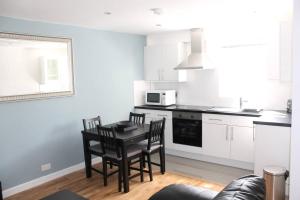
(230, 126), (254, 162)
(202, 114), (255, 163)
(144, 43), (186, 82)
(254, 124), (291, 177)
(202, 123), (230, 159)
(134, 109), (173, 149)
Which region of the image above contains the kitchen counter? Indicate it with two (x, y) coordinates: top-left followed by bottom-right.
(253, 110), (292, 127)
(134, 105), (262, 117)
(134, 105), (292, 127)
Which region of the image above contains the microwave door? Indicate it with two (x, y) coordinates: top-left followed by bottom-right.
(147, 93), (161, 105)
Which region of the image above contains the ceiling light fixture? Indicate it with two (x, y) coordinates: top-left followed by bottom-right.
(104, 11), (112, 15)
(150, 8), (163, 15)
(156, 24), (162, 27)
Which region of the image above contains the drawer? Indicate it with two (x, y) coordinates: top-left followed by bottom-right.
(134, 109), (172, 119)
(202, 114), (254, 127)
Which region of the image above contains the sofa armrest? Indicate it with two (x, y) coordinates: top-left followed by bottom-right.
(149, 184), (218, 200)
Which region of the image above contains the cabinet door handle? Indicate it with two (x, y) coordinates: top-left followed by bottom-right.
(157, 114), (168, 117)
(231, 127), (234, 140)
(226, 126), (229, 140)
(253, 129), (255, 141)
(208, 118), (222, 121)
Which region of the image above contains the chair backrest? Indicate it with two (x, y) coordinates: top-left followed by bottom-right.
(97, 126), (121, 158)
(129, 112), (145, 125)
(147, 118), (166, 150)
(82, 116), (101, 131)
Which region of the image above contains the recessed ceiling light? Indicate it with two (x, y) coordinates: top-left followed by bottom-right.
(156, 24), (162, 27)
(150, 8), (163, 15)
(104, 11), (112, 15)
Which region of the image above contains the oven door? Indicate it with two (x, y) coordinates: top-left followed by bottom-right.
(172, 118), (202, 147)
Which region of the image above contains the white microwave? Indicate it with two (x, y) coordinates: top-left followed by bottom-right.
(145, 90), (176, 106)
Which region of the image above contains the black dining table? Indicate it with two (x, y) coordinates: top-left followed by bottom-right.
(81, 123), (165, 193)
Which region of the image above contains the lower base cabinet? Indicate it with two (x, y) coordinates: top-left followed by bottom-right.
(135, 109), (173, 149)
(202, 114), (254, 163)
(202, 123), (230, 159)
(254, 124), (291, 176)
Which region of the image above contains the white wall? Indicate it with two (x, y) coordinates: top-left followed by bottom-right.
(146, 26), (292, 110)
(290, 0), (300, 199)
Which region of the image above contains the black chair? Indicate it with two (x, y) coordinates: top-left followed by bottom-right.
(129, 112), (145, 125)
(0, 181), (3, 200)
(140, 118), (166, 181)
(82, 116), (112, 175)
(97, 126), (144, 192)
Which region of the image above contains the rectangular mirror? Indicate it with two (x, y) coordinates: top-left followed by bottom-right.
(0, 32), (74, 102)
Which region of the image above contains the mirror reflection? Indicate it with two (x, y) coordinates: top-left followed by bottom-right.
(0, 33), (74, 102)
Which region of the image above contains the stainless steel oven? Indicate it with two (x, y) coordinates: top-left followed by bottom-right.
(172, 111), (202, 147)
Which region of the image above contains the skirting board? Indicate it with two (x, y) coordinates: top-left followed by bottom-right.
(166, 148), (254, 170)
(3, 157), (102, 198)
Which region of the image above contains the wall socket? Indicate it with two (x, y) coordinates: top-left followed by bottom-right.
(41, 163), (51, 172)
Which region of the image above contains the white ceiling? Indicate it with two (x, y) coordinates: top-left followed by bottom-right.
(0, 0), (293, 35)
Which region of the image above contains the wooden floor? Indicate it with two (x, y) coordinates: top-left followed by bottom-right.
(5, 164), (224, 200)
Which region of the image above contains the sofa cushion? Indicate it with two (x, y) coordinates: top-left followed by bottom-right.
(212, 175), (265, 200)
(149, 184), (218, 200)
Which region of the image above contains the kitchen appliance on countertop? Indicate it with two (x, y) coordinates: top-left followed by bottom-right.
(287, 99), (292, 113)
(145, 90), (176, 106)
(172, 111), (202, 148)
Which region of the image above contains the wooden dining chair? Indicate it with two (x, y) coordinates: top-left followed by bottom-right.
(140, 118), (166, 181)
(97, 126), (144, 192)
(129, 112), (145, 125)
(82, 116), (112, 176)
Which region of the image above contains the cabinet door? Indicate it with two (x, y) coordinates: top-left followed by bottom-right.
(161, 44), (180, 81)
(164, 119), (173, 149)
(144, 46), (162, 81)
(230, 126), (254, 162)
(254, 125), (291, 177)
(202, 123), (230, 158)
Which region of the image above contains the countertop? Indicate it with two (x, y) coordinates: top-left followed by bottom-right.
(134, 105), (292, 127)
(253, 110), (292, 127)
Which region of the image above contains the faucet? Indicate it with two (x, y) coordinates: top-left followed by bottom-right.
(239, 97), (248, 110)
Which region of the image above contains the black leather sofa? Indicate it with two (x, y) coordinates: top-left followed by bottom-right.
(149, 175), (265, 200)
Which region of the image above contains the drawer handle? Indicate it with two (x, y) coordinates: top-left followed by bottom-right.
(158, 114), (168, 117)
(208, 118), (222, 121)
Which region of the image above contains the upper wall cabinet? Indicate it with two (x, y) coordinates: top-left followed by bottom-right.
(144, 43), (187, 82)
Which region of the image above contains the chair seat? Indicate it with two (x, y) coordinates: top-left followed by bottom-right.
(104, 144), (142, 160)
(88, 143), (103, 155)
(137, 141), (162, 153)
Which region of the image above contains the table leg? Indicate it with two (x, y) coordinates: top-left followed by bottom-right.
(121, 143), (129, 193)
(82, 133), (92, 178)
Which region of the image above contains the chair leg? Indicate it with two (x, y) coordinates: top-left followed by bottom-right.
(128, 160), (131, 176)
(118, 163), (123, 192)
(139, 156), (144, 182)
(110, 161), (113, 169)
(143, 155), (146, 168)
(103, 158), (108, 186)
(159, 148), (164, 174)
(147, 154), (153, 181)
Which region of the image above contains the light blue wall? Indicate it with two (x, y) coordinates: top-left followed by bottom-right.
(0, 16), (145, 190)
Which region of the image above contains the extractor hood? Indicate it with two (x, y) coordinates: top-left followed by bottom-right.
(174, 28), (205, 70)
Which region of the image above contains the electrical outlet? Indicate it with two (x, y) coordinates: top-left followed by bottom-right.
(41, 163), (51, 172)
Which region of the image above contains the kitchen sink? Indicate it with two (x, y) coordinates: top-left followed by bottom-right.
(208, 107), (262, 114)
(241, 108), (262, 113)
